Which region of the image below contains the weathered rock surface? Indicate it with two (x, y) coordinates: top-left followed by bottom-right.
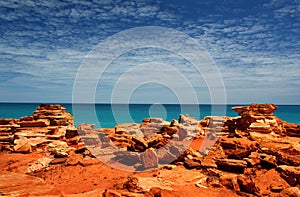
(216, 159), (248, 172)
(276, 165), (300, 186)
(140, 148), (158, 169)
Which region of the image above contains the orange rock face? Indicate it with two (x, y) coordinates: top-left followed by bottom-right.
(33, 104), (74, 126)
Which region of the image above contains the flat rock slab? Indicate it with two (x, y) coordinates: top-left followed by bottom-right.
(216, 159), (248, 168)
(277, 165), (300, 186)
(0, 172), (62, 196)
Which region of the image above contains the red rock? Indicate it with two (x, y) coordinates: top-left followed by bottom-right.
(143, 118), (164, 124)
(27, 157), (52, 173)
(216, 159), (247, 168)
(33, 104), (74, 126)
(103, 189), (122, 197)
(19, 116), (34, 121)
(279, 187), (300, 197)
(160, 126), (178, 136)
(276, 165), (300, 186)
(249, 122), (272, 133)
(220, 174), (239, 191)
(237, 175), (260, 195)
(260, 154), (277, 168)
(220, 140), (237, 149)
(140, 148), (158, 169)
(0, 118), (16, 125)
(232, 104), (277, 116)
(283, 123), (300, 137)
(18, 119), (50, 127)
(77, 124), (96, 135)
(65, 128), (78, 139)
(14, 136), (32, 153)
(50, 157), (67, 165)
(123, 176), (143, 192)
(184, 159), (201, 169)
(147, 187), (177, 197)
(129, 136), (148, 152)
(244, 152), (261, 166)
(114, 151), (140, 166)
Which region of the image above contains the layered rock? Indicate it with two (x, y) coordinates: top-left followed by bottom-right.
(0, 104), (76, 157)
(230, 103), (299, 136)
(33, 104), (74, 126)
(1, 103), (300, 197)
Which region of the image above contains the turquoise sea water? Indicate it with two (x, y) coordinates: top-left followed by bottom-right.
(0, 103), (299, 128)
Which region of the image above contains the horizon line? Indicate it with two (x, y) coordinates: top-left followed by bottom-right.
(0, 102), (299, 106)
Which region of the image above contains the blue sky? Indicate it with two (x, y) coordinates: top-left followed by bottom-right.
(0, 0), (299, 104)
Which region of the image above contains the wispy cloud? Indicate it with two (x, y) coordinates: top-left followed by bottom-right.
(0, 0), (299, 104)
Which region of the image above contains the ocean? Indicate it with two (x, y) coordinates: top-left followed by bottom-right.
(0, 103), (299, 128)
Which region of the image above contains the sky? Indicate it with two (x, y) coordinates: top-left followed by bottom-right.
(0, 0), (299, 104)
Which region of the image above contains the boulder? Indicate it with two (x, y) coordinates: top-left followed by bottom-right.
(220, 174), (239, 191)
(216, 159), (247, 173)
(114, 151), (140, 166)
(160, 126), (178, 136)
(276, 165), (300, 186)
(123, 176), (143, 193)
(27, 157), (52, 173)
(244, 152), (261, 166)
(129, 136), (148, 152)
(14, 137), (32, 153)
(260, 154), (277, 168)
(220, 140), (237, 150)
(157, 146), (177, 164)
(184, 159), (201, 169)
(204, 116), (226, 128)
(47, 141), (70, 157)
(170, 119), (179, 127)
(142, 118), (164, 124)
(147, 187), (177, 197)
(145, 134), (170, 149)
(115, 123), (143, 137)
(140, 148), (158, 169)
(65, 128), (78, 139)
(237, 175), (260, 195)
(227, 147), (255, 160)
(178, 114), (198, 125)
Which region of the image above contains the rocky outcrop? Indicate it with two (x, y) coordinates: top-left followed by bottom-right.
(231, 104), (281, 132)
(1, 103), (300, 197)
(0, 104), (75, 157)
(229, 103), (300, 137)
(33, 104), (74, 126)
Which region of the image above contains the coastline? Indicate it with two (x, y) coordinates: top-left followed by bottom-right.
(0, 103), (300, 196)
(1, 103), (300, 127)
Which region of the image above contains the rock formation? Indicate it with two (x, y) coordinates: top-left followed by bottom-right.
(0, 103), (300, 196)
(0, 104), (75, 156)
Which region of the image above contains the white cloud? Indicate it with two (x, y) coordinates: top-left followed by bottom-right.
(0, 0), (299, 104)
